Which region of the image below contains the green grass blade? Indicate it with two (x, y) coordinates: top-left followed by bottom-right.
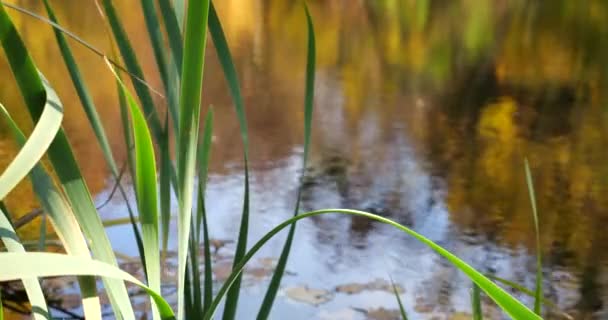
(525, 159), (542, 315)
(0, 75), (62, 200)
(0, 287), (3, 320)
(256, 5), (315, 318)
(140, 0), (179, 134)
(196, 109), (213, 232)
(222, 175), (249, 320)
(187, 225), (203, 316)
(109, 62), (161, 319)
(207, 5), (251, 319)
(0, 208), (49, 320)
(101, 0), (163, 143)
(42, 0), (145, 272)
(160, 114), (172, 259)
(157, 0), (183, 71)
(37, 211), (46, 252)
(176, 0), (210, 318)
(116, 73), (148, 274)
(487, 275), (572, 319)
(184, 264), (195, 317)
(472, 284), (483, 320)
(140, 0), (168, 91)
(172, 0), (184, 31)
(0, 252), (176, 320)
(0, 4), (135, 318)
(391, 278), (408, 320)
(198, 109), (214, 313)
(186, 110), (215, 316)
(203, 209), (541, 320)
(0, 105), (102, 319)
(41, 0), (117, 175)
(208, 2), (248, 150)
(0, 2), (133, 77)
(199, 191), (213, 313)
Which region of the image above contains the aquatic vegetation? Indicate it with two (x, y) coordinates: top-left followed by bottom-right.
(0, 1), (559, 319)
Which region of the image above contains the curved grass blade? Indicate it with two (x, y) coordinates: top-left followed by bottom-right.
(0, 105), (102, 319)
(101, 0), (163, 142)
(472, 284), (483, 320)
(0, 75), (61, 201)
(108, 61), (161, 320)
(487, 275), (573, 319)
(0, 288), (3, 320)
(0, 253), (176, 320)
(256, 5), (315, 318)
(176, 0), (210, 318)
(525, 159), (542, 315)
(0, 208), (49, 320)
(0, 4), (135, 318)
(207, 5), (250, 319)
(198, 109), (214, 313)
(203, 209), (541, 320)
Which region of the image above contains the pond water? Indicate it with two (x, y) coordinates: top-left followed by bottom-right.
(2, 0), (608, 319)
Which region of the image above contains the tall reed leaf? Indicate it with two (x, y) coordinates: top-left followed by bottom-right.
(160, 114), (172, 258)
(140, 0), (179, 133)
(101, 0), (163, 142)
(206, 5), (251, 319)
(173, 0), (185, 30)
(0, 253), (176, 320)
(108, 61), (161, 319)
(176, 0), (210, 318)
(157, 0), (183, 71)
(203, 209), (541, 320)
(0, 3), (134, 318)
(487, 275), (572, 319)
(198, 109), (214, 313)
(208, 2), (248, 149)
(391, 278), (408, 320)
(0, 208), (49, 320)
(472, 284), (483, 320)
(525, 159), (542, 315)
(101, 22), (148, 269)
(41, 0), (117, 175)
(42, 0), (143, 268)
(0, 105), (102, 319)
(0, 288), (3, 320)
(0, 74), (61, 200)
(183, 112), (214, 317)
(257, 6), (315, 318)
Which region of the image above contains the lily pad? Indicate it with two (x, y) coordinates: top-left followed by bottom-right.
(366, 308), (401, 320)
(336, 283), (366, 294)
(285, 286), (333, 305)
(335, 278), (404, 295)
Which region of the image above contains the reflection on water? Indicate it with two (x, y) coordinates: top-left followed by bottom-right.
(2, 0), (608, 318)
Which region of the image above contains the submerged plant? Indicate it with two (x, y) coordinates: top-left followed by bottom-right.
(0, 1), (545, 319)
